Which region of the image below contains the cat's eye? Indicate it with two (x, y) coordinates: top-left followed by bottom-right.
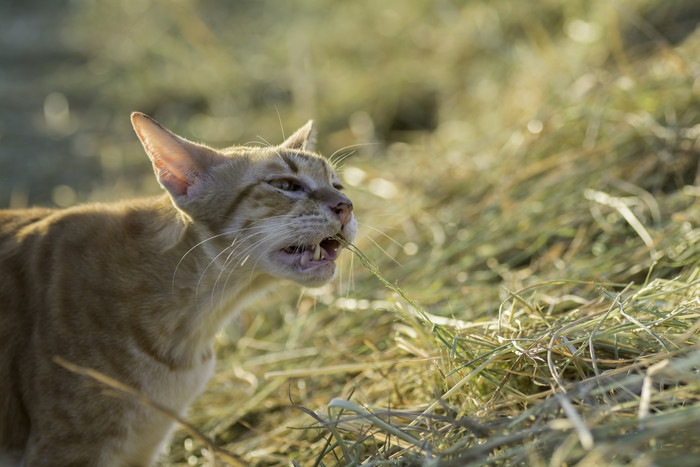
(269, 178), (304, 192)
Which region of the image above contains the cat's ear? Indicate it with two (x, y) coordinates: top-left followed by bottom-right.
(131, 112), (219, 198)
(280, 120), (316, 151)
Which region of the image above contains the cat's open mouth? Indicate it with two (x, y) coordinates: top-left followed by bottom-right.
(279, 237), (342, 268)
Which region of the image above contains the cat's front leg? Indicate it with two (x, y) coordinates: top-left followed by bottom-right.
(0, 450), (22, 467)
(21, 388), (171, 467)
(23, 434), (134, 467)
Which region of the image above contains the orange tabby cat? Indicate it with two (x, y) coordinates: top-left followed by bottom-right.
(0, 113), (356, 466)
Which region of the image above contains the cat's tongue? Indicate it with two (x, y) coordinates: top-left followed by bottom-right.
(299, 249), (316, 268)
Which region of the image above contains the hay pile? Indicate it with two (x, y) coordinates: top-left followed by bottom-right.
(169, 4), (700, 466)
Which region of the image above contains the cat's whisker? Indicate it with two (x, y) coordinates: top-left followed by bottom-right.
(348, 252), (356, 295)
(222, 212), (296, 224)
(272, 149), (288, 168)
(360, 234), (402, 267)
(212, 225), (299, 294)
(194, 216), (300, 288)
(216, 234), (289, 307)
(242, 140), (268, 147)
(274, 106), (286, 141)
(196, 242), (238, 304)
(208, 233), (268, 290)
(328, 142), (377, 167)
(338, 250), (356, 298)
(212, 229), (290, 303)
(196, 214), (304, 307)
(209, 241), (245, 308)
(254, 136), (274, 148)
(205, 210), (333, 308)
(223, 230), (295, 275)
(329, 150), (356, 169)
(357, 222), (405, 249)
(334, 223), (400, 268)
(196, 220), (300, 305)
(175, 227), (265, 299)
(172, 230), (233, 295)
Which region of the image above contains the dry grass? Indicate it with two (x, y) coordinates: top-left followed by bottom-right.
(168, 6), (700, 464)
(2, 0), (699, 465)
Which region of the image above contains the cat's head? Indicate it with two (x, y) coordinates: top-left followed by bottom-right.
(131, 112), (357, 287)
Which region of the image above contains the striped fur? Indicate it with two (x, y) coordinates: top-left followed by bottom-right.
(0, 113), (356, 466)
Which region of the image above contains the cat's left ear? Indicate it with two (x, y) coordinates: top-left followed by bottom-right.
(280, 120), (316, 151)
(131, 112), (220, 199)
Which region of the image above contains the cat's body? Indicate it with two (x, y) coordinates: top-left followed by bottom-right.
(0, 113), (356, 466)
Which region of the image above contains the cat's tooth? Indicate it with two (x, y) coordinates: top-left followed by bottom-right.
(313, 243), (321, 261)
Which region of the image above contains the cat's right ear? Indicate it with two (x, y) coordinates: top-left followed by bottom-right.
(280, 120), (316, 151)
(131, 112), (219, 199)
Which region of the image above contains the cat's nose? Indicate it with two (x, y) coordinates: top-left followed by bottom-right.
(314, 187), (353, 227)
(331, 199), (353, 228)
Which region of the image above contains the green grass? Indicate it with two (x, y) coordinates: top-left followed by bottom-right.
(3, 0), (700, 465)
(174, 8), (700, 461)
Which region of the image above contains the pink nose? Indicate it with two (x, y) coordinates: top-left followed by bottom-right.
(314, 187), (353, 227)
(331, 200), (353, 227)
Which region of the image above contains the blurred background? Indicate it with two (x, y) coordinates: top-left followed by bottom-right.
(2, 0), (697, 208)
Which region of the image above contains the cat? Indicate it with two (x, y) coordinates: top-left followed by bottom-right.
(0, 112), (356, 466)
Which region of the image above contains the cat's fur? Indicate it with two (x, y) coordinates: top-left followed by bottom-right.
(0, 113), (356, 466)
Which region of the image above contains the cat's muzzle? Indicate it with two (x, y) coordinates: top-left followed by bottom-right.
(280, 236), (342, 267)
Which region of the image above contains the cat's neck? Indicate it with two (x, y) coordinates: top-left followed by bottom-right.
(113, 195), (277, 368)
